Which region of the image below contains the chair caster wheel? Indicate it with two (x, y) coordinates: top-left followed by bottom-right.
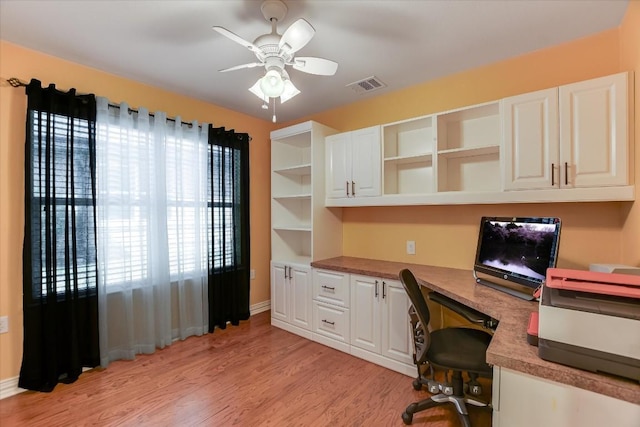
(401, 411), (413, 425)
(412, 379), (422, 391)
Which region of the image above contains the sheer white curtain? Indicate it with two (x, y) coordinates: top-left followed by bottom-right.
(95, 97), (209, 367)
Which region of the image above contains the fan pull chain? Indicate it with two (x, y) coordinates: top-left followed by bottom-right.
(272, 98), (277, 123)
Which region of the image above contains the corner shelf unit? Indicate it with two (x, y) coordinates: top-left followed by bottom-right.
(271, 121), (342, 265)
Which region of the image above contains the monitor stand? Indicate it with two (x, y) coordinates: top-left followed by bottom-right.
(473, 272), (536, 301)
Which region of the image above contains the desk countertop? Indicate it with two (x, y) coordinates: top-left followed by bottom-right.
(310, 256), (640, 405)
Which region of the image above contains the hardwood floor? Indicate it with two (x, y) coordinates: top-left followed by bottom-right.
(0, 311), (491, 426)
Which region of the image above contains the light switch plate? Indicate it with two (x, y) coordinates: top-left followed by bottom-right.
(0, 316), (8, 334)
(406, 240), (416, 255)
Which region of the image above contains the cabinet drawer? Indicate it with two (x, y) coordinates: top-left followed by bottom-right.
(313, 269), (350, 307)
(313, 301), (350, 344)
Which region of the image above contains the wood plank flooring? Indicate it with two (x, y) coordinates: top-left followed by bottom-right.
(0, 311), (491, 426)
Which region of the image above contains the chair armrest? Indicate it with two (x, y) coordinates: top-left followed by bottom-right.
(428, 292), (497, 328)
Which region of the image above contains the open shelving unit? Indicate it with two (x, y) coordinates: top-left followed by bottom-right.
(436, 101), (501, 193)
(382, 115), (435, 195)
(271, 121), (342, 265)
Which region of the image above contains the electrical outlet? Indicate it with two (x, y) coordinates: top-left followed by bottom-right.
(0, 316), (8, 334)
(406, 240), (416, 255)
(250, 269), (256, 280)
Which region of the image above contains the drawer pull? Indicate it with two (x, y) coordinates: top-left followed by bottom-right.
(321, 319), (335, 326)
(321, 285), (336, 291)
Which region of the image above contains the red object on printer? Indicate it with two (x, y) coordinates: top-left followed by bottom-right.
(546, 268), (640, 297)
(526, 312), (539, 346)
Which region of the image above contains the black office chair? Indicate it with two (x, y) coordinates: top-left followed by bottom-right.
(398, 269), (493, 427)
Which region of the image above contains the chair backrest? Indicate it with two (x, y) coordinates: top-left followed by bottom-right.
(399, 268), (432, 362)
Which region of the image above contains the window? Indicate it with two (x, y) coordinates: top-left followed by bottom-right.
(96, 109), (211, 289)
(30, 111), (97, 296)
(208, 143), (245, 271)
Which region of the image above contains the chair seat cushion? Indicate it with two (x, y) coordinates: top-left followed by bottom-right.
(427, 327), (493, 375)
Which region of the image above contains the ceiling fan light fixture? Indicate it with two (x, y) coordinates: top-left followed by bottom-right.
(260, 69), (285, 98)
(249, 79), (269, 102)
(280, 79), (300, 103)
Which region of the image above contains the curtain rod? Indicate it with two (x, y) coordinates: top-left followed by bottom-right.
(5, 77), (252, 140)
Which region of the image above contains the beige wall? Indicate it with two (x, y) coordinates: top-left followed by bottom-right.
(620, 0), (640, 266)
(0, 41), (275, 380)
(296, 21), (638, 271)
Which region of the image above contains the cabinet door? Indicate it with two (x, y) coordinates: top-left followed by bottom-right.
(351, 126), (382, 197)
(271, 263), (288, 323)
(290, 265), (312, 330)
(326, 132), (351, 198)
(350, 275), (381, 353)
(493, 367), (640, 427)
(502, 88), (559, 190)
(559, 72), (628, 188)
(380, 279), (413, 365)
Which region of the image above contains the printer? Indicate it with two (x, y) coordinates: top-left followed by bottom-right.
(537, 268), (640, 382)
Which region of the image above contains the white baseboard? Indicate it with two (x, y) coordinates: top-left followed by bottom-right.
(0, 301), (271, 400)
(0, 376), (25, 400)
(250, 300), (270, 315)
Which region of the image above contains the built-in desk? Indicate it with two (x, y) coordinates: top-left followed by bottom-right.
(310, 256), (640, 411)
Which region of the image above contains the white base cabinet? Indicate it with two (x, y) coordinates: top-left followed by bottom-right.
(312, 268), (351, 353)
(350, 274), (414, 376)
(270, 261), (312, 338)
(492, 367), (640, 427)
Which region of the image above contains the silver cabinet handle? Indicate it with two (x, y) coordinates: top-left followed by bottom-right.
(346, 181), (349, 196)
(352, 181), (355, 196)
(284, 266), (288, 280)
(382, 281), (386, 299)
(375, 280), (379, 298)
(288, 266), (292, 279)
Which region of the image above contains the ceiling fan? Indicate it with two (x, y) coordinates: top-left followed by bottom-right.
(213, 0), (338, 116)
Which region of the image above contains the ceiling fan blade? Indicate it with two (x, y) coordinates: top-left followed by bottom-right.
(219, 62), (263, 72)
(293, 57), (338, 76)
(213, 26), (260, 54)
(279, 18), (315, 54)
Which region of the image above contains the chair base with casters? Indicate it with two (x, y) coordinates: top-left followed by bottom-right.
(398, 269), (494, 427)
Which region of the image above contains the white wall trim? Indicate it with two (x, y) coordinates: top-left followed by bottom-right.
(250, 300), (270, 315)
(0, 376), (25, 400)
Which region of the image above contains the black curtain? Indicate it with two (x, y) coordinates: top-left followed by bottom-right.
(207, 126), (251, 331)
(19, 80), (100, 392)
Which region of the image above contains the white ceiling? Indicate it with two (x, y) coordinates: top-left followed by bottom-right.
(0, 0), (629, 123)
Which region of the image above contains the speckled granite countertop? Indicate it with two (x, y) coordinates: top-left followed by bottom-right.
(310, 256), (640, 405)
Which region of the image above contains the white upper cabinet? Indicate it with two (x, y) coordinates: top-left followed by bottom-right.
(503, 72), (629, 191)
(326, 125), (381, 199)
(503, 88), (559, 190)
(559, 72), (628, 188)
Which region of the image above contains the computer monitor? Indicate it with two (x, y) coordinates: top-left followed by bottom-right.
(473, 216), (562, 300)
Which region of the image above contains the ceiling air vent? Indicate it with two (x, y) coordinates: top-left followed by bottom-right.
(346, 76), (386, 94)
